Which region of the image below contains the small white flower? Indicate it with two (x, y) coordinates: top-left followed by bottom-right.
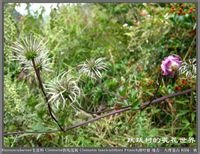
(123, 23), (128, 27)
(45, 71), (80, 109)
(78, 57), (108, 80)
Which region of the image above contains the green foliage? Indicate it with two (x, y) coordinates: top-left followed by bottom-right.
(4, 3), (196, 148)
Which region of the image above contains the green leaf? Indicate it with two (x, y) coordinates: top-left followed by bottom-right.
(188, 130), (194, 137)
(131, 100), (141, 110)
(31, 123), (49, 132)
(129, 90), (138, 102)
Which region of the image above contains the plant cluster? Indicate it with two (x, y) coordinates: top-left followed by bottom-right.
(4, 3), (196, 148)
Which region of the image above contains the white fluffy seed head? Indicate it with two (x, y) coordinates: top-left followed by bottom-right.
(45, 71), (80, 109)
(11, 35), (51, 75)
(78, 57), (108, 80)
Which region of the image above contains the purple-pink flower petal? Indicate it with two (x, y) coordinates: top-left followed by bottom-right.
(161, 55), (182, 77)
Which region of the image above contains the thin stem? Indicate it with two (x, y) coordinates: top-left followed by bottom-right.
(129, 73), (161, 122)
(31, 59), (65, 132)
(141, 73), (162, 110)
(183, 36), (196, 61)
(4, 88), (193, 136)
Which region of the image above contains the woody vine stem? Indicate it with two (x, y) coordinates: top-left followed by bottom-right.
(4, 88), (193, 136)
(31, 59), (65, 132)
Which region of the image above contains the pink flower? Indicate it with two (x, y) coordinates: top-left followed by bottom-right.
(161, 55), (182, 77)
